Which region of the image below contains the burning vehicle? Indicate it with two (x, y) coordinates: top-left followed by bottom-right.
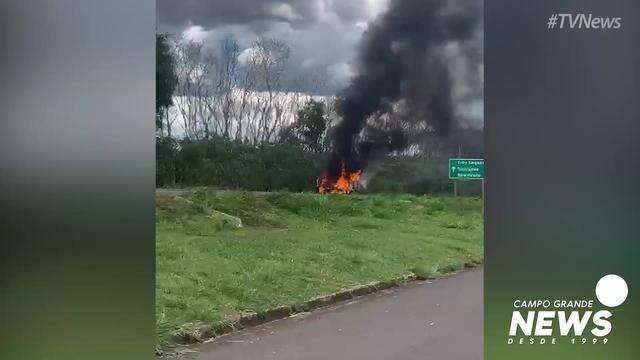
(317, 161), (363, 194)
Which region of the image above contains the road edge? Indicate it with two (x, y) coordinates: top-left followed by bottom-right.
(158, 260), (482, 356)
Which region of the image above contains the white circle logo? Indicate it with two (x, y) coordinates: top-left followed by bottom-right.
(595, 274), (628, 307)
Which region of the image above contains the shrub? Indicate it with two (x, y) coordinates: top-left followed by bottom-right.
(156, 137), (180, 187)
(156, 138), (481, 196)
(156, 138), (327, 191)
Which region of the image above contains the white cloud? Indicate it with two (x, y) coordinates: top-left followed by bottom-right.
(182, 25), (210, 42)
(327, 62), (353, 87)
(237, 47), (258, 65)
(267, 3), (303, 21)
(364, 0), (390, 19)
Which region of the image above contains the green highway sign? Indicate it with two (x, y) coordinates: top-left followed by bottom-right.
(449, 158), (485, 180)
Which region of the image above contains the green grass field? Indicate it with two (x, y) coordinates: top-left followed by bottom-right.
(156, 190), (483, 348)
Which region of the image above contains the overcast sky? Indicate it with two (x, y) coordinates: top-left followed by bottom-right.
(158, 0), (483, 129)
(157, 0), (392, 94)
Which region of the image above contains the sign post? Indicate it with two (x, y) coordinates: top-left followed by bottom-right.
(449, 158), (485, 212)
(448, 158), (485, 180)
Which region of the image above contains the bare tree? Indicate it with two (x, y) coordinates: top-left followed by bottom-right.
(173, 40), (216, 140)
(207, 38), (240, 139)
(168, 36), (324, 145)
(243, 38), (291, 143)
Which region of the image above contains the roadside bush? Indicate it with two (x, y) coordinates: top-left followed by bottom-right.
(156, 137), (180, 187)
(156, 138), (326, 191)
(366, 157), (452, 195)
(156, 138), (481, 196)
(265, 192), (367, 219)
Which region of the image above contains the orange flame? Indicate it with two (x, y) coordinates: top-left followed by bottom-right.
(318, 162), (362, 194)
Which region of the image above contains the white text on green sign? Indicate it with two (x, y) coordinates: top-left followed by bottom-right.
(449, 159), (484, 180)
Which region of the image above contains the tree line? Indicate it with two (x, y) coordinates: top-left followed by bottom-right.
(156, 34), (333, 148)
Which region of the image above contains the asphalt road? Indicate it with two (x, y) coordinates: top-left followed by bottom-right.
(169, 268), (482, 360)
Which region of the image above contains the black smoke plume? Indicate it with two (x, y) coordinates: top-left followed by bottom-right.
(327, 0), (482, 177)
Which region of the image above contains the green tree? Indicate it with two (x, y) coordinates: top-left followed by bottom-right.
(156, 34), (178, 132)
(280, 100), (327, 152)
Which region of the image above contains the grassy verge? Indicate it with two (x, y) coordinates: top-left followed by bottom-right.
(156, 190), (483, 349)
